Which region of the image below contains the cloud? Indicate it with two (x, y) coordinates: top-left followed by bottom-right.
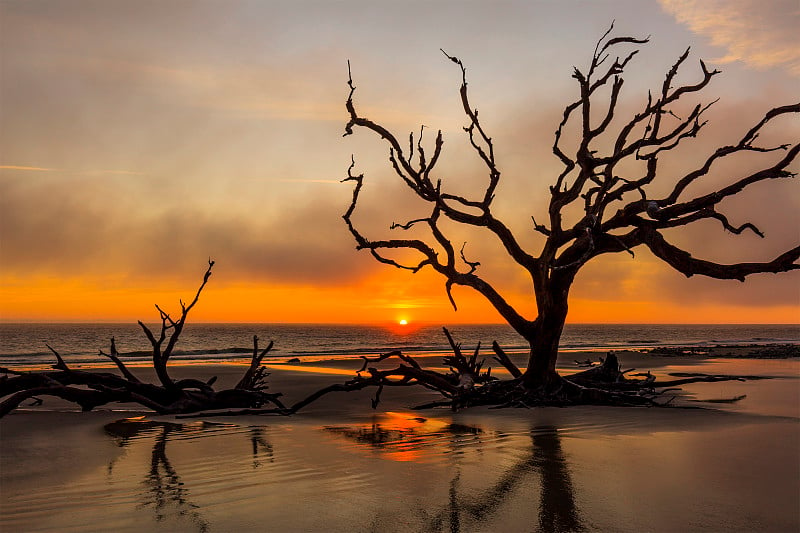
(87, 170), (147, 176)
(0, 165), (58, 172)
(0, 165), (146, 176)
(48, 55), (348, 123)
(659, 0), (800, 75)
(276, 179), (341, 184)
(0, 174), (377, 286)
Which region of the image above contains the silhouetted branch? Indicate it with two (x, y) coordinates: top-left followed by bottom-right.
(45, 343), (70, 371)
(0, 262), (287, 418)
(442, 327), (489, 385)
(99, 337), (141, 383)
(638, 228), (800, 281)
(236, 335), (274, 391)
(491, 341), (522, 378)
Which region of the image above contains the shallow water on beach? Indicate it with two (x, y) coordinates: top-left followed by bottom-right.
(1, 359), (799, 532)
(2, 416), (799, 532)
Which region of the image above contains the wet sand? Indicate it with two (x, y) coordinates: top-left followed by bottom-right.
(1, 352), (798, 532)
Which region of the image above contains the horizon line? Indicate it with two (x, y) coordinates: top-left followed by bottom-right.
(0, 320), (797, 326)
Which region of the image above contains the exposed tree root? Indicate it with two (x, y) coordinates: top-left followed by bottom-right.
(179, 332), (773, 419)
(285, 339), (774, 413)
(3, 316), (775, 419)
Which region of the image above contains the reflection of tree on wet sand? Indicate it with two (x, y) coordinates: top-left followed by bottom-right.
(532, 427), (583, 532)
(249, 426), (274, 468)
(326, 420), (583, 532)
(432, 426), (584, 532)
(104, 419), (275, 532)
(105, 419), (210, 532)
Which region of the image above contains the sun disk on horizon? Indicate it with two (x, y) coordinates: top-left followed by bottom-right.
(399, 319), (408, 325)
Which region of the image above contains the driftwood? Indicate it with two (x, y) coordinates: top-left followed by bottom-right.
(0, 261), (286, 417)
(180, 332), (773, 418)
(1, 314), (772, 417)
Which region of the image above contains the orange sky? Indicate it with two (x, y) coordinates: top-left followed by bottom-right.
(2, 267), (797, 324)
(1, 1), (798, 325)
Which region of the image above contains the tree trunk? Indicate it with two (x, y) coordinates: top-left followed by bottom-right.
(522, 279), (571, 388)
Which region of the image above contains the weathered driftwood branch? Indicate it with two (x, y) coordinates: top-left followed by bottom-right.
(441, 327), (491, 386)
(99, 337), (141, 383)
(0, 262), (287, 418)
(235, 336), (274, 391)
(182, 332), (779, 419)
(491, 341), (523, 378)
(283, 343), (773, 412)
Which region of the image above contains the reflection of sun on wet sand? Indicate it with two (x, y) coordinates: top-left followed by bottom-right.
(323, 412), (583, 530)
(1, 354), (798, 532)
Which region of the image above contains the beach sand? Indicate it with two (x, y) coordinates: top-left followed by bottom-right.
(1, 351), (798, 532)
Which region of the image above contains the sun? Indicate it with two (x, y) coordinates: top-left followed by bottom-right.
(398, 319), (408, 326)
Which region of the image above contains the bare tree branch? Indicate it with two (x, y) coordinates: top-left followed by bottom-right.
(1, 263), (288, 417)
(99, 337), (141, 383)
(343, 27), (799, 391)
(638, 228), (800, 281)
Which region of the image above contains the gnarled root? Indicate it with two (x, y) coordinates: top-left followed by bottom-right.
(284, 344), (770, 413)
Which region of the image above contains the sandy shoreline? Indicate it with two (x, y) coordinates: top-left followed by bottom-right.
(2, 351), (798, 532)
(2, 346), (797, 419)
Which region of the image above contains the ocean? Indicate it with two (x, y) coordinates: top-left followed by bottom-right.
(0, 323), (797, 369)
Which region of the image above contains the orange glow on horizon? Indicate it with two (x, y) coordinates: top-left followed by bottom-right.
(0, 271), (797, 325)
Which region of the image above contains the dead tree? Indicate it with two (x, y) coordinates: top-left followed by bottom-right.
(0, 261), (287, 417)
(340, 24), (798, 404)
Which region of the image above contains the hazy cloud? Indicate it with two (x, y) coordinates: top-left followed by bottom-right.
(276, 179), (342, 184)
(0, 165), (59, 172)
(2, 0), (797, 320)
(659, 0), (800, 74)
(0, 174), (376, 286)
(1, 165), (146, 176)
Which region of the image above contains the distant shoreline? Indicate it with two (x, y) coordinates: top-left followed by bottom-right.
(631, 343), (800, 359)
